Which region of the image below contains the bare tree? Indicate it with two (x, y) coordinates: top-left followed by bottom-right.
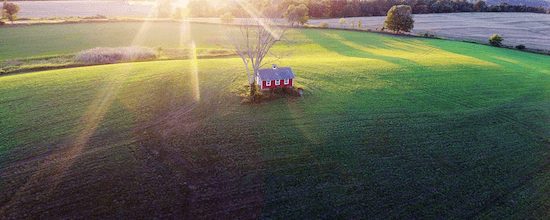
(227, 2), (286, 98)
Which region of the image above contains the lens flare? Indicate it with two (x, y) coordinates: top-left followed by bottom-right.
(235, 0), (283, 39)
(189, 41), (201, 101)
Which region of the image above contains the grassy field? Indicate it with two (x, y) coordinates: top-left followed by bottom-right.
(0, 23), (549, 218)
(0, 22), (227, 60)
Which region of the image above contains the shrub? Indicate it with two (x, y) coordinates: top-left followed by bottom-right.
(515, 44), (526, 50)
(75, 47), (157, 64)
(339, 18), (346, 27)
(384, 5), (414, 33)
(489, 34), (503, 47)
(423, 32), (436, 38)
(0, 20), (5, 26)
(319, 22), (329, 28)
(240, 85), (302, 104)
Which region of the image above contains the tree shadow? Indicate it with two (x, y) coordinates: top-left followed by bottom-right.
(302, 30), (407, 64)
(301, 29), (420, 67)
(424, 39), (550, 72)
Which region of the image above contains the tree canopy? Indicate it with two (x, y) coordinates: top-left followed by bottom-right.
(2, 2), (20, 23)
(384, 5), (414, 33)
(284, 4), (310, 26)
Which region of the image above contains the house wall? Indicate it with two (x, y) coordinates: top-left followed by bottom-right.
(261, 79), (293, 90)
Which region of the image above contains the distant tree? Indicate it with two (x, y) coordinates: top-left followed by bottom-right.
(489, 34), (503, 47)
(473, 0), (488, 12)
(431, 0), (454, 13)
(330, 0), (347, 17)
(3, 2), (19, 23)
(220, 12), (234, 24)
(308, 0), (330, 18)
(413, 4), (430, 14)
(187, 0), (211, 17)
(1, 0), (6, 19)
(157, 0), (172, 18)
(339, 18), (346, 28)
(284, 4), (309, 26)
(384, 5), (414, 33)
(342, 1), (360, 17)
(173, 7), (183, 19)
(454, 0), (474, 12)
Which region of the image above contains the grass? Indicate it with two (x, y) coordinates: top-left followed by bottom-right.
(0, 23), (549, 219)
(0, 22), (227, 60)
(0, 47), (235, 76)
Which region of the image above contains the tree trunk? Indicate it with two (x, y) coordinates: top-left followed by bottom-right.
(250, 82), (256, 96)
(249, 82), (257, 102)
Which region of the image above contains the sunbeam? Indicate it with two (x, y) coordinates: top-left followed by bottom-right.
(189, 41), (201, 101)
(0, 2), (162, 214)
(235, 0), (283, 39)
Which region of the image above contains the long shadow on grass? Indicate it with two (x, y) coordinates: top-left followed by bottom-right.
(301, 29), (418, 67)
(255, 100), (353, 218)
(425, 39), (550, 73)
(253, 83), (549, 218)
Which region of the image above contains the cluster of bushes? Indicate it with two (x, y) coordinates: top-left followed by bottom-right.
(241, 86), (303, 104)
(75, 47), (157, 64)
(515, 44), (526, 50)
(488, 34), (528, 50)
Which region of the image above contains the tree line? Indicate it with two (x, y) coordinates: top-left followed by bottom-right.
(186, 0), (548, 18)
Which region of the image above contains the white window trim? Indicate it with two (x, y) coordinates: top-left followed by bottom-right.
(275, 80), (281, 86)
(284, 79), (290, 85)
(266, 81), (271, 86)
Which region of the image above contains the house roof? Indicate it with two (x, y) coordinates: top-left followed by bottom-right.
(258, 67), (295, 81)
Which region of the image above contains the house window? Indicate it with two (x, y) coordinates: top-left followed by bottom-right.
(275, 80), (280, 86)
(266, 81), (271, 86)
(284, 79), (289, 85)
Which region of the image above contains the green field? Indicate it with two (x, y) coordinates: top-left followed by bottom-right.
(0, 22), (227, 60)
(0, 22), (549, 218)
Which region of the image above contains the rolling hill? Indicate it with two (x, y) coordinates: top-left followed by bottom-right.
(0, 23), (549, 219)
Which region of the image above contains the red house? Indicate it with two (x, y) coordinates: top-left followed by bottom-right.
(257, 65), (295, 90)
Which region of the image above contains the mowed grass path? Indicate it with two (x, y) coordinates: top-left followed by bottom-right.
(1, 24), (549, 218)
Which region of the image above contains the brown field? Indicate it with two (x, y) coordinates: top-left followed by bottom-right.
(310, 12), (550, 51)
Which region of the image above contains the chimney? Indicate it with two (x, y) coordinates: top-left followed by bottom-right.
(272, 64), (278, 70)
